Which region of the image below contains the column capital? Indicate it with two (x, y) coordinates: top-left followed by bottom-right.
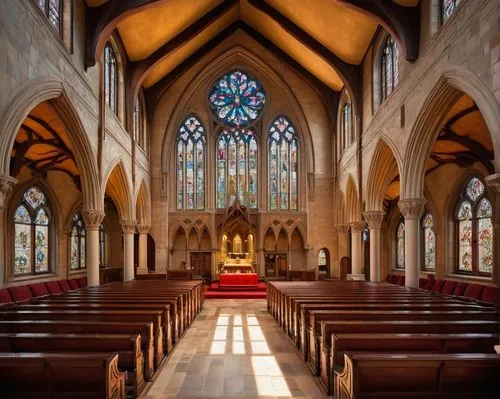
(349, 221), (367, 233)
(136, 224), (151, 234)
(398, 198), (426, 220)
(335, 224), (350, 234)
(120, 220), (137, 234)
(81, 209), (105, 229)
(485, 173), (500, 193)
(0, 175), (17, 208)
(363, 211), (385, 228)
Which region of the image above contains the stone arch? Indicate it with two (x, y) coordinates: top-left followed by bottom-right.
(171, 225), (188, 270)
(134, 178), (151, 225)
(0, 77), (100, 211)
(199, 227), (211, 251)
(365, 137), (403, 211)
(290, 227), (306, 268)
(402, 66), (500, 199)
(277, 228), (289, 252)
(346, 175), (361, 222)
(335, 190), (347, 225)
(102, 159), (134, 221)
(160, 46), (316, 190)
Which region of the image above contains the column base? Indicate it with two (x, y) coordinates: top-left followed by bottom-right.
(346, 273), (366, 281)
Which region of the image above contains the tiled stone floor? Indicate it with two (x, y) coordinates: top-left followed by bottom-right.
(143, 299), (326, 399)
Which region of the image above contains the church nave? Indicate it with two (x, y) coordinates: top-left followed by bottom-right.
(144, 299), (325, 399)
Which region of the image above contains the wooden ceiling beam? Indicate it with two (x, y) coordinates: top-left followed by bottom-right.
(145, 21), (337, 120)
(247, 0), (361, 111)
(85, 0), (166, 68)
(338, 0), (420, 61)
(127, 0), (238, 115)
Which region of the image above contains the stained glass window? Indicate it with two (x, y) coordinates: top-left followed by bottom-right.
(381, 36), (399, 102)
(318, 250), (327, 266)
(104, 43), (118, 114)
(396, 221), (405, 269)
(70, 213), (86, 271)
(38, 0), (62, 35)
(442, 0), (461, 23)
(99, 224), (106, 267)
(216, 128), (258, 208)
(455, 176), (493, 276)
(13, 186), (51, 276)
(422, 213), (436, 270)
(269, 116), (299, 211)
(342, 102), (352, 150)
(176, 115), (206, 210)
(208, 70), (266, 128)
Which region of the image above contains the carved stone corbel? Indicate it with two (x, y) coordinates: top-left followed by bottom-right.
(398, 198), (426, 220)
(120, 220), (137, 234)
(363, 210), (384, 229)
(0, 175), (17, 208)
(81, 209), (105, 230)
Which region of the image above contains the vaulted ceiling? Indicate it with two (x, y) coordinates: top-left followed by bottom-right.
(85, 0), (421, 105)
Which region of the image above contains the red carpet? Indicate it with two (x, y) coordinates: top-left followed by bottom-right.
(204, 281), (267, 299)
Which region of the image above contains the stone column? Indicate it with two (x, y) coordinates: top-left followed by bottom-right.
(0, 176), (17, 287)
(363, 211), (385, 282)
(136, 224), (150, 275)
(349, 221), (366, 278)
(398, 198), (426, 288)
(335, 223), (350, 257)
(81, 210), (105, 287)
(121, 220), (136, 282)
(485, 174), (500, 290)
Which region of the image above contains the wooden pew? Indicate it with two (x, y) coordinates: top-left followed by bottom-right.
(0, 352), (126, 398)
(0, 332), (145, 397)
(321, 332), (499, 395)
(0, 320), (155, 381)
(15, 301), (173, 352)
(306, 309), (499, 367)
(335, 352), (500, 399)
(0, 309), (164, 369)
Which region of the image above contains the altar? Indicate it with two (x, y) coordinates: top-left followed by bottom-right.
(219, 273), (259, 290)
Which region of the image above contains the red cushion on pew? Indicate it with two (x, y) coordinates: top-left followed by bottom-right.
(76, 277), (87, 288)
(57, 279), (71, 292)
(419, 278), (428, 288)
(440, 280), (458, 295)
(453, 282), (468, 297)
(68, 279), (79, 290)
(430, 279), (445, 292)
(388, 275), (398, 284)
(463, 283), (485, 300)
(8, 285), (33, 303)
(28, 283), (49, 298)
(395, 275), (405, 285)
(480, 287), (499, 304)
(422, 279), (434, 290)
(45, 281), (62, 295)
(0, 288), (13, 305)
(385, 274), (392, 282)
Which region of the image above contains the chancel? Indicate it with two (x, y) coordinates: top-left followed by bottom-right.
(0, 0), (499, 398)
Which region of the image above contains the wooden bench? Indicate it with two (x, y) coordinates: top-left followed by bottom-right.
(321, 332), (499, 395)
(0, 332), (145, 397)
(0, 352), (126, 398)
(0, 320), (155, 381)
(0, 309), (165, 369)
(335, 352), (500, 398)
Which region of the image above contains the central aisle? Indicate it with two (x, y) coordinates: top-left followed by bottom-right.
(144, 299), (326, 398)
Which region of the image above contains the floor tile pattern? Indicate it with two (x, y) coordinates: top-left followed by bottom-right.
(143, 299), (326, 399)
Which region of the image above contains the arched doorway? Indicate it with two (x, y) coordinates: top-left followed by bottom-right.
(317, 248), (330, 280)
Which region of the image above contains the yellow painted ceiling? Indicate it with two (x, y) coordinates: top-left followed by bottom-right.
(12, 103), (79, 177)
(241, 0), (343, 90)
(143, 7), (239, 88)
(117, 0), (223, 61)
(267, 0), (377, 64)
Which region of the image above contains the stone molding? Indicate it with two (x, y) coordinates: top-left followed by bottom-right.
(485, 174), (500, 193)
(398, 198), (426, 220)
(335, 224), (350, 234)
(363, 211), (385, 229)
(0, 175), (17, 208)
(349, 221), (367, 233)
(120, 220), (137, 234)
(136, 224), (151, 235)
(81, 209), (105, 229)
